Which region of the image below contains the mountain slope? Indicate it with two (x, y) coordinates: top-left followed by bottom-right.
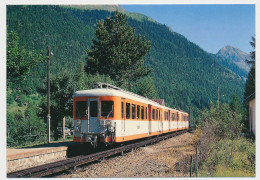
(214, 45), (251, 78)
(6, 5), (245, 113)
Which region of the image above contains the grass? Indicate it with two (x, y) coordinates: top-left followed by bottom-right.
(198, 137), (255, 177)
(8, 135), (74, 149)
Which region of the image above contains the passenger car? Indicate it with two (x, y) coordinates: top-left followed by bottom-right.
(73, 83), (189, 146)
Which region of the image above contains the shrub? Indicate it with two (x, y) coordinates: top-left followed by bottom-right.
(195, 102), (255, 177)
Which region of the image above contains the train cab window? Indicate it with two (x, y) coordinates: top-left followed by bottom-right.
(152, 109), (155, 120)
(126, 103), (130, 119)
(141, 106), (144, 120)
(137, 105), (140, 119)
(76, 101), (88, 118)
(101, 101), (113, 118)
(132, 104), (136, 119)
(121, 102), (124, 119)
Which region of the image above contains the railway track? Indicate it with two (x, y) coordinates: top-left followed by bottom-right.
(7, 129), (188, 178)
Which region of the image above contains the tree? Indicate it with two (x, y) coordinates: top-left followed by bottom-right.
(7, 31), (44, 88)
(39, 67), (115, 139)
(244, 36), (255, 100)
(249, 36), (255, 61)
(85, 11), (152, 87)
(39, 70), (80, 139)
(135, 76), (158, 99)
(229, 94), (242, 114)
(200, 103), (243, 139)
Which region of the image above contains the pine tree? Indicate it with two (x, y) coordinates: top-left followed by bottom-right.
(244, 36), (255, 100)
(230, 94), (242, 114)
(135, 76), (158, 99)
(85, 11), (152, 87)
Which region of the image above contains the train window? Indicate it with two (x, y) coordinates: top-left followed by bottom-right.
(121, 102), (124, 119)
(126, 103), (130, 119)
(167, 112), (169, 120)
(132, 104), (136, 119)
(90, 101), (98, 117)
(159, 110), (161, 120)
(76, 101), (87, 118)
(156, 110), (158, 120)
(137, 105), (140, 119)
(145, 107), (147, 120)
(152, 109), (155, 120)
(164, 112), (167, 120)
(101, 101), (113, 118)
(141, 106), (144, 120)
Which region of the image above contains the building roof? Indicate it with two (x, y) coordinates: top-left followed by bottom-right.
(152, 99), (165, 105)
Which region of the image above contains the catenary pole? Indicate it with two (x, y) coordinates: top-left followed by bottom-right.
(47, 45), (51, 143)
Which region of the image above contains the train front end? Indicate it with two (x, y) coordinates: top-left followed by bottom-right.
(73, 89), (119, 147)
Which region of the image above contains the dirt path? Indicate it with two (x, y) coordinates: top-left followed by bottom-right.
(58, 132), (195, 178)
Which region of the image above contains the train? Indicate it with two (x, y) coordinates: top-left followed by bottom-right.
(73, 83), (189, 147)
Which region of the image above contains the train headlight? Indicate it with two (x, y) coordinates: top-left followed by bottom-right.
(76, 120), (81, 126)
(105, 120), (111, 125)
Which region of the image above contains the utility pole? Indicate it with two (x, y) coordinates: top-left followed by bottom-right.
(47, 45), (51, 143)
(217, 86), (220, 108)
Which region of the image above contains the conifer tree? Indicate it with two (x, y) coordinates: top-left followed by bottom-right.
(230, 94), (242, 114)
(85, 11), (152, 87)
(244, 36), (255, 100)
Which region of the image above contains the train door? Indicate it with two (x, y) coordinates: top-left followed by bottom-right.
(159, 109), (163, 133)
(148, 104), (152, 135)
(121, 99), (125, 136)
(88, 99), (99, 133)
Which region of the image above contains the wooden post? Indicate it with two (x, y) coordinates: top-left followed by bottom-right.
(190, 156), (193, 177)
(63, 117), (65, 139)
(196, 146), (198, 177)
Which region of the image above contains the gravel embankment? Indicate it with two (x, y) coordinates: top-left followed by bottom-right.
(58, 132), (196, 178)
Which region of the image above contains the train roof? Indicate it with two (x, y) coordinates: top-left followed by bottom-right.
(74, 87), (188, 114)
(73, 82), (188, 114)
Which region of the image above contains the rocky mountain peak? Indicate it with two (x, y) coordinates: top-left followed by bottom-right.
(217, 45), (249, 62)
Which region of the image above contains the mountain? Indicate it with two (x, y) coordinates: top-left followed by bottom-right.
(215, 45), (251, 78)
(6, 5), (245, 114)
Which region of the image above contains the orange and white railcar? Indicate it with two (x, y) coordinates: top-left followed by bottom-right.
(73, 83), (189, 146)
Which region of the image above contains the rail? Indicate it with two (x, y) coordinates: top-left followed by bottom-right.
(7, 129), (188, 178)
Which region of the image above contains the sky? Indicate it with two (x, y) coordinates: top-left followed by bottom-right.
(121, 4), (255, 54)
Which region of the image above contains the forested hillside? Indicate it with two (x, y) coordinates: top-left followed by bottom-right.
(7, 5), (245, 114)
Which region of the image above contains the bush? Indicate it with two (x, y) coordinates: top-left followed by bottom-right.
(200, 102), (243, 139)
(195, 102), (255, 177)
(202, 137), (255, 177)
